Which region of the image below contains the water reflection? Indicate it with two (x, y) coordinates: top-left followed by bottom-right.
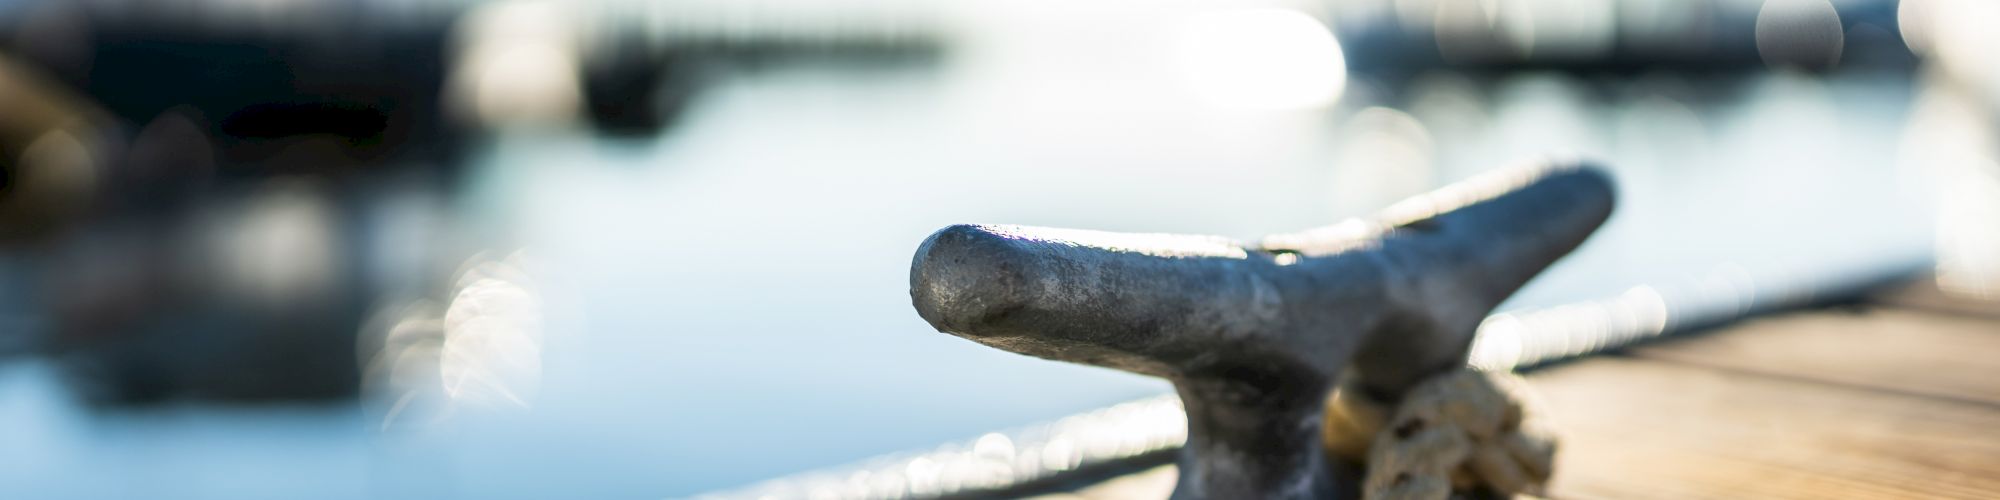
(1469, 284), (1668, 370)
(1171, 8), (1346, 110)
(440, 251), (545, 408)
(362, 251), (545, 431)
(362, 300), (448, 431)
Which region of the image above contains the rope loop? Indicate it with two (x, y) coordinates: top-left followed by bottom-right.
(1322, 369), (1558, 499)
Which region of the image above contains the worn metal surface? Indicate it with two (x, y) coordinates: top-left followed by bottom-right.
(909, 161), (1615, 499)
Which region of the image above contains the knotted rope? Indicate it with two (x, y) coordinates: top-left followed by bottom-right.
(1321, 369), (1558, 499)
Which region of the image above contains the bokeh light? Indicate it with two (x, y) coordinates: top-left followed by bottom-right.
(1754, 0), (1844, 70)
(1172, 7), (1346, 110)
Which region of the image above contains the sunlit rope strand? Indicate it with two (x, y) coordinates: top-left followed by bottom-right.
(1322, 369), (1557, 500)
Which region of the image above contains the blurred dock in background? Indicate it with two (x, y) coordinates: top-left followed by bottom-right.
(0, 0), (1996, 498)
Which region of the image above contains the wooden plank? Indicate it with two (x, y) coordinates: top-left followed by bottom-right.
(1534, 357), (2000, 499)
(1627, 308), (2000, 405)
(1869, 277), (2000, 320)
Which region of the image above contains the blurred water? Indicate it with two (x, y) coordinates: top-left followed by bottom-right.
(0, 61), (1936, 498)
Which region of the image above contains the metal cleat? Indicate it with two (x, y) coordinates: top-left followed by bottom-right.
(909, 161), (1614, 499)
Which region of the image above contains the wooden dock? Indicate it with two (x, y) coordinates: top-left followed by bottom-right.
(1040, 279), (2000, 499)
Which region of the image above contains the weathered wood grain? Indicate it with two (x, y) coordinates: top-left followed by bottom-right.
(1535, 357), (2000, 499)
(1628, 308), (2000, 405)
